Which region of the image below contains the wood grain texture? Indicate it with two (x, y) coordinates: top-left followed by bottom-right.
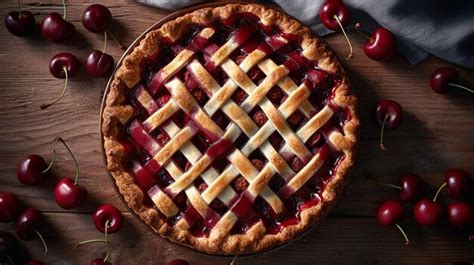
(0, 0), (473, 264)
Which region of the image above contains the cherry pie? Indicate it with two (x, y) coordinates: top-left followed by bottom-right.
(102, 3), (359, 254)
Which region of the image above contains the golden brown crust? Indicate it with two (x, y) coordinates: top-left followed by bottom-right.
(102, 3), (359, 255)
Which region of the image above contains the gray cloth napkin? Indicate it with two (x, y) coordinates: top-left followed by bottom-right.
(138, 0), (474, 69)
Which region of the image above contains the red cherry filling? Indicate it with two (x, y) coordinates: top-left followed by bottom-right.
(116, 14), (348, 236)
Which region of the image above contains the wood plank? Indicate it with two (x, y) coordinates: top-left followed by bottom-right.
(1, 213), (473, 264)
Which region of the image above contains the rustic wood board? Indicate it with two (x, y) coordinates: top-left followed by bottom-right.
(1, 1), (473, 264)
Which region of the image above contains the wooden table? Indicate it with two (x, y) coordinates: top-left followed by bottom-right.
(1, 1), (473, 264)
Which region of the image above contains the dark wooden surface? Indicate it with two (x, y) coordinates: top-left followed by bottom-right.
(1, 1), (473, 264)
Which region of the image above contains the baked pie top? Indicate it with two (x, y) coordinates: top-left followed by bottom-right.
(102, 3), (358, 254)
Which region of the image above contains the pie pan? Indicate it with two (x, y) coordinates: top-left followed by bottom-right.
(99, 0), (356, 257)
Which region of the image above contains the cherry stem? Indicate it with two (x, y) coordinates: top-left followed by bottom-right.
(354, 22), (374, 43)
(56, 137), (80, 185)
(433, 182), (446, 202)
(41, 149), (56, 174)
(74, 239), (107, 247)
(103, 219), (111, 263)
(333, 15), (353, 60)
(367, 178), (401, 190)
(448, 83), (474, 94)
(6, 254), (14, 265)
(61, 0), (67, 20)
(230, 254), (238, 265)
(106, 30), (124, 50)
(34, 229), (48, 256)
(102, 31), (108, 54)
(40, 66), (69, 109)
(394, 223), (410, 246)
(380, 114), (388, 150)
(17, 0), (22, 13)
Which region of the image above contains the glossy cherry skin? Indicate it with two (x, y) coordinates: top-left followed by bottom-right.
(429, 67), (458, 94)
(85, 50), (114, 77)
(91, 258), (110, 265)
(413, 198), (443, 226)
(16, 208), (41, 240)
(26, 260), (44, 265)
(448, 202), (474, 228)
(54, 178), (88, 209)
(5, 11), (36, 37)
(17, 154), (47, 186)
(82, 4), (112, 33)
(363, 27), (396, 61)
(168, 259), (190, 265)
(376, 100), (402, 129)
(398, 174), (422, 201)
(319, 0), (350, 31)
(49, 53), (80, 78)
(444, 168), (471, 201)
(40, 12), (75, 43)
(377, 200), (404, 226)
(0, 192), (22, 223)
(93, 204), (123, 234)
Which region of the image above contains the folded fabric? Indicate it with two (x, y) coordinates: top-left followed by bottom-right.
(137, 0), (474, 69)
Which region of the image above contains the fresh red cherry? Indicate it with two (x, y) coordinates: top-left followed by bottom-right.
(81, 4), (123, 49)
(85, 50), (114, 77)
(168, 259), (190, 265)
(443, 169), (472, 201)
(5, 6), (36, 37)
(430, 67), (473, 94)
(82, 4), (111, 33)
(41, 53), (79, 109)
(26, 260), (44, 265)
(354, 22), (396, 61)
(376, 200), (410, 245)
(85, 31), (114, 77)
(93, 204), (123, 234)
(375, 100), (402, 150)
(54, 137), (88, 209)
(40, 12), (74, 43)
(0, 231), (18, 263)
(319, 0), (353, 60)
(76, 205), (122, 263)
(16, 208), (48, 255)
(49, 53), (80, 78)
(371, 174), (422, 201)
(319, 0), (350, 31)
(91, 258), (110, 265)
(398, 174), (423, 201)
(413, 182), (447, 227)
(40, 0), (74, 42)
(447, 202), (474, 228)
(54, 178), (87, 209)
(413, 198), (443, 227)
(377, 200), (403, 226)
(0, 192), (22, 223)
(17, 152), (55, 185)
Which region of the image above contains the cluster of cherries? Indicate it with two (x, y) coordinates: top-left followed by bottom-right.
(375, 169), (473, 245)
(5, 1), (116, 109)
(18, 137), (88, 209)
(0, 193), (47, 264)
(321, 1), (473, 151)
(374, 66), (472, 151)
(0, 193), (123, 265)
(0, 137), (125, 264)
(319, 0), (397, 61)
